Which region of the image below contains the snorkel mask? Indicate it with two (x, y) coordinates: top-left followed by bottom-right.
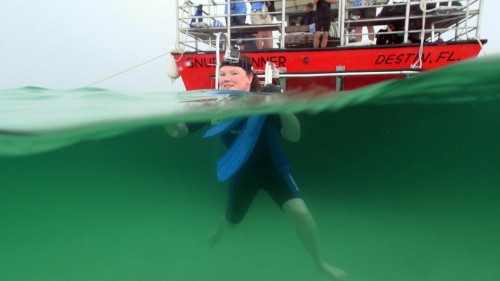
(220, 49), (253, 72)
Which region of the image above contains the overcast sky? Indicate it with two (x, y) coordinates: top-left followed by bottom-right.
(0, 0), (497, 92)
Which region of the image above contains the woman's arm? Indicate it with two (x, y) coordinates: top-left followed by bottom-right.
(165, 122), (208, 138)
(165, 123), (190, 138)
(279, 113), (301, 142)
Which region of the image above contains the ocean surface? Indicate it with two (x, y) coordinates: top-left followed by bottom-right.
(1, 56), (499, 281)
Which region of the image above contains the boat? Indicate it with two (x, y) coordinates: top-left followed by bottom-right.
(170, 0), (486, 93)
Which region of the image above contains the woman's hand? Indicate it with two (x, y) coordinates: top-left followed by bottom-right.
(165, 123), (189, 138)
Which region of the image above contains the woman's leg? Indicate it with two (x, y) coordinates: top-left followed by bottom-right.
(209, 170), (259, 248)
(282, 198), (346, 281)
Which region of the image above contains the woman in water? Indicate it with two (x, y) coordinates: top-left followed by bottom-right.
(169, 55), (346, 281)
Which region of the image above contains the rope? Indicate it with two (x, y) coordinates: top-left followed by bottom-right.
(85, 52), (170, 87)
(476, 37), (487, 56)
(411, 0), (485, 67)
(172, 0), (193, 62)
(412, 0), (430, 69)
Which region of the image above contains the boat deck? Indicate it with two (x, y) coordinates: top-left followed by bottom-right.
(172, 0), (485, 92)
(176, 0), (483, 51)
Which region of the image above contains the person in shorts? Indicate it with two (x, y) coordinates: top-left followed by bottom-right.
(250, 2), (273, 49)
(211, 54), (346, 280)
(313, 0), (337, 48)
(168, 54), (347, 281)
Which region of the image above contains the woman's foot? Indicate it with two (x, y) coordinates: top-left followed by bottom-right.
(208, 218), (235, 249)
(207, 227), (224, 249)
(317, 261), (347, 281)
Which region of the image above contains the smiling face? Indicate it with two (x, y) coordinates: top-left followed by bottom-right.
(218, 65), (253, 91)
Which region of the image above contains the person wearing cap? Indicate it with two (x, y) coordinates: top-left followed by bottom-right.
(208, 54), (347, 281)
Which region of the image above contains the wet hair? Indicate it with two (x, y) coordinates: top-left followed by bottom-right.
(220, 54), (261, 92)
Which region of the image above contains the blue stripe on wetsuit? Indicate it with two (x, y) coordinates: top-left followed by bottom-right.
(205, 115), (293, 182)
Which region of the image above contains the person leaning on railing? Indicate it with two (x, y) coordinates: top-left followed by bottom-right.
(313, 0), (337, 48)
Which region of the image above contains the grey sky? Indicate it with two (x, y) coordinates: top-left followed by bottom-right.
(0, 0), (497, 92)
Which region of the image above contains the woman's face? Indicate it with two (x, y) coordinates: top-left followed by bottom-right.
(218, 65), (253, 91)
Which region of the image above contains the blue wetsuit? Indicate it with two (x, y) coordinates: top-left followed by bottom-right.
(220, 116), (302, 224)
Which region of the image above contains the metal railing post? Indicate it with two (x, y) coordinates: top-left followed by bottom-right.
(215, 32), (229, 89)
(281, 0), (286, 49)
(176, 0), (180, 48)
(339, 0), (345, 46)
(403, 0), (411, 43)
(226, 1), (231, 47)
(476, 0), (483, 38)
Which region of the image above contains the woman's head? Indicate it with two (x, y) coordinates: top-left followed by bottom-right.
(218, 55), (261, 92)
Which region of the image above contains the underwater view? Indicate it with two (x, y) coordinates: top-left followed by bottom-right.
(1, 56), (500, 281)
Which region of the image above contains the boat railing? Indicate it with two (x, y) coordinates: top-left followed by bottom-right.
(175, 0), (483, 52)
(341, 0), (482, 45)
(176, 0), (286, 52)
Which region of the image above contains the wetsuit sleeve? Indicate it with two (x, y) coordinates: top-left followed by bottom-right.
(259, 84), (283, 93)
(270, 115), (301, 142)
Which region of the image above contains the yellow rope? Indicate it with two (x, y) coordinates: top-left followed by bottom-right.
(85, 52), (170, 87)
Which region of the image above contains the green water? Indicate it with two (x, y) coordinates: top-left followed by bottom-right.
(1, 56), (500, 281)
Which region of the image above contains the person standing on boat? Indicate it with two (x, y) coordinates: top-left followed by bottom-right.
(250, 1), (273, 49)
(352, 0), (376, 42)
(225, 0), (249, 49)
(313, 0), (337, 48)
(206, 54), (347, 281)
